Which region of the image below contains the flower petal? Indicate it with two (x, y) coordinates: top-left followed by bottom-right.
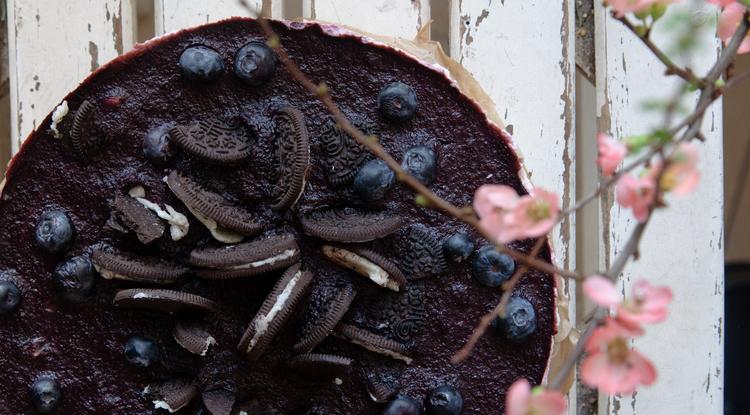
(584, 275), (623, 307)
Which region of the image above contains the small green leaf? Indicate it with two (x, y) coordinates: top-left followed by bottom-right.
(415, 194), (430, 207)
(650, 4), (667, 21)
(625, 134), (652, 152)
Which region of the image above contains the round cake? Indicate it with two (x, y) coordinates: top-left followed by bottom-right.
(0, 18), (556, 414)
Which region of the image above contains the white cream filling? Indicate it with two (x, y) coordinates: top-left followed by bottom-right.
(321, 245), (400, 291)
(131, 192), (189, 241)
(228, 249), (297, 270)
(153, 400), (177, 413)
(187, 205), (243, 244)
(334, 377), (343, 385)
(165, 178), (244, 243)
(133, 292), (155, 299)
(94, 264), (133, 281)
(50, 100), (69, 138)
(246, 271), (302, 353)
(201, 336), (217, 356)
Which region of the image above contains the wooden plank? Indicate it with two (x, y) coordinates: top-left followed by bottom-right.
(7, 0), (135, 153)
(302, 0), (430, 39)
(594, 2), (723, 414)
(155, 0), (281, 35)
(449, 0), (577, 412)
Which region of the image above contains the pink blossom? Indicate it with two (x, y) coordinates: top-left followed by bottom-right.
(718, 3), (750, 54)
(506, 379), (567, 415)
(618, 280), (674, 325)
(658, 142), (700, 196)
(708, 0), (739, 8)
(606, 0), (680, 17)
(615, 173), (656, 222)
(597, 133), (627, 177)
(584, 276), (673, 325)
(581, 318), (657, 395)
(474, 185), (560, 243)
(583, 275), (623, 307)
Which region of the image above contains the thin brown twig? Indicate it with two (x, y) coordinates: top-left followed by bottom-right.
(451, 237), (547, 364)
(617, 14), (706, 88)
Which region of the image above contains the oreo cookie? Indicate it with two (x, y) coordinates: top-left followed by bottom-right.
(106, 193), (165, 244)
(70, 99), (107, 159)
(190, 233), (300, 279)
(172, 319), (217, 356)
(287, 353), (353, 381)
(333, 323), (412, 364)
(294, 279), (357, 353)
(321, 245), (406, 292)
(166, 171), (262, 243)
(402, 225), (447, 279)
(169, 118), (253, 163)
(237, 264), (314, 362)
(92, 248), (188, 285)
(271, 107), (310, 210)
(147, 378), (198, 413)
(299, 208), (401, 242)
(113, 289), (216, 314)
(319, 116), (374, 186)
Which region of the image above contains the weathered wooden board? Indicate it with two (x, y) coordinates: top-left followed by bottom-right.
(7, 0), (135, 153)
(155, 0), (280, 34)
(595, 3), (724, 414)
(302, 0), (430, 38)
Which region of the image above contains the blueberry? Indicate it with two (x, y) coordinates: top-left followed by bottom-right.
(471, 246), (514, 288)
(492, 296), (537, 342)
(353, 159), (395, 202)
(442, 232), (474, 263)
(234, 41), (276, 86)
(0, 280), (21, 314)
(53, 256), (97, 303)
(143, 124), (176, 163)
(378, 82), (417, 123)
(425, 385), (463, 415)
(123, 335), (160, 368)
(35, 210), (75, 255)
(383, 395), (423, 415)
(401, 145), (437, 185)
(29, 375), (62, 414)
(179, 45), (224, 82)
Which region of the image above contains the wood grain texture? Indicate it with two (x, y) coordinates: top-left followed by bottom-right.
(595, 2), (724, 414)
(7, 0), (135, 153)
(155, 0), (280, 35)
(302, 0), (430, 39)
(450, 1), (577, 412)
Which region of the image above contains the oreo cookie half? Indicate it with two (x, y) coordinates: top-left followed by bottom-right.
(146, 378), (198, 413)
(287, 353), (353, 382)
(294, 280), (357, 353)
(92, 248), (188, 285)
(237, 264), (314, 362)
(169, 118), (253, 163)
(321, 245), (406, 292)
(190, 233), (300, 279)
(107, 193), (165, 244)
(166, 170), (262, 243)
(333, 323), (412, 364)
(271, 107), (310, 210)
(299, 208), (401, 242)
(172, 319), (217, 356)
(114, 289), (216, 314)
(70, 99), (108, 159)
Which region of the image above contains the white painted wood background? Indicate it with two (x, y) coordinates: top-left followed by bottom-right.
(594, 1), (724, 414)
(4, 0), (724, 413)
